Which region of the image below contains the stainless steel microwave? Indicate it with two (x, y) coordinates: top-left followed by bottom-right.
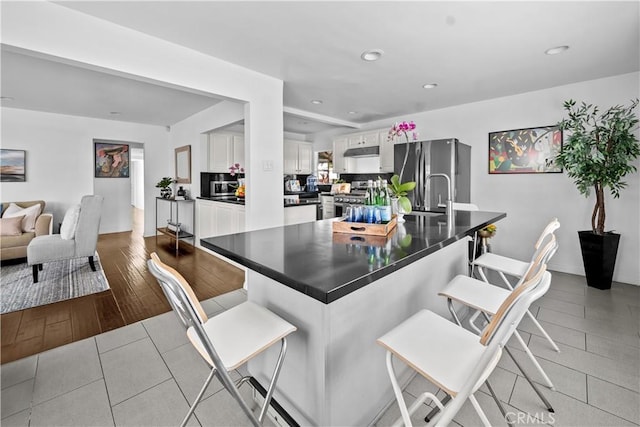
(211, 181), (237, 196)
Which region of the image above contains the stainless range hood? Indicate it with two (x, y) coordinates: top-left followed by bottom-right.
(343, 146), (380, 157)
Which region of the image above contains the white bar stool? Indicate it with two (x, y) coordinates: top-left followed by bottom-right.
(147, 253), (297, 427)
(473, 218), (561, 353)
(440, 237), (559, 391)
(377, 265), (551, 427)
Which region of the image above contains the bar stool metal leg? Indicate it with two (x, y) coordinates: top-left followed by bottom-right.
(258, 338), (288, 423)
(180, 368), (217, 427)
(485, 379), (514, 427)
(513, 331), (555, 390)
(503, 346), (554, 413)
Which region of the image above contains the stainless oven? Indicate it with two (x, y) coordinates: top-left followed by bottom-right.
(211, 181), (237, 196)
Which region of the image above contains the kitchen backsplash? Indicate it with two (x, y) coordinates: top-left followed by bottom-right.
(338, 173), (393, 183)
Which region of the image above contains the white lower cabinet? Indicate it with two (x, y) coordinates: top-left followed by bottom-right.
(196, 199), (246, 246)
(284, 205), (317, 225)
(321, 195), (336, 219)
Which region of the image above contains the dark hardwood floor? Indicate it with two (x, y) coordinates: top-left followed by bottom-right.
(1, 209), (244, 364)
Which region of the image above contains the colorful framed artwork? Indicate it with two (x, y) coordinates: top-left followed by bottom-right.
(0, 149), (26, 182)
(489, 125), (563, 174)
(95, 142), (130, 178)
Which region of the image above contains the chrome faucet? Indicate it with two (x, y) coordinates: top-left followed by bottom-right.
(426, 173), (454, 225)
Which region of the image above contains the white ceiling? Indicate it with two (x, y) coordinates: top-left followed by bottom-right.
(1, 1), (638, 135)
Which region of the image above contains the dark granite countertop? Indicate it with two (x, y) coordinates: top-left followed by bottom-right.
(198, 196), (320, 207)
(201, 211), (505, 304)
(197, 196), (245, 205)
(283, 199), (320, 207)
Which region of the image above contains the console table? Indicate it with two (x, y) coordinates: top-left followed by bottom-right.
(155, 197), (195, 255)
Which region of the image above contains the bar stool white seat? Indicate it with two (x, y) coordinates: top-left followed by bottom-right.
(378, 265), (551, 427)
(472, 218), (561, 353)
(474, 218), (560, 283)
(147, 253), (297, 427)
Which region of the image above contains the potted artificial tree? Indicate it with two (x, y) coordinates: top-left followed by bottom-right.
(553, 99), (639, 289)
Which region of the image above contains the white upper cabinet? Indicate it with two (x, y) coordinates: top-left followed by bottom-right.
(379, 130), (394, 173)
(283, 141), (298, 174)
(333, 137), (350, 174)
(334, 128), (389, 174)
(348, 131), (380, 148)
(284, 140), (312, 174)
(232, 135), (245, 168)
(208, 132), (245, 173)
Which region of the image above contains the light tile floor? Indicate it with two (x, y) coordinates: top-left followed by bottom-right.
(1, 272), (638, 426)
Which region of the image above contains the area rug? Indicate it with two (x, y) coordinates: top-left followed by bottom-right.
(0, 254), (110, 314)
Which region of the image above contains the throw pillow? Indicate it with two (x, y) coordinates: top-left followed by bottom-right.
(1, 203), (23, 217)
(0, 215), (25, 236)
(60, 204), (81, 240)
(2, 203), (42, 232)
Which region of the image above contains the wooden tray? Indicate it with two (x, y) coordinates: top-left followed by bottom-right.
(332, 215), (397, 236)
(332, 227), (396, 247)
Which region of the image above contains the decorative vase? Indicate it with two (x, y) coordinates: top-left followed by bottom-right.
(478, 229), (495, 238)
(177, 186), (186, 197)
(160, 187), (172, 199)
(578, 230), (620, 290)
(391, 197), (405, 223)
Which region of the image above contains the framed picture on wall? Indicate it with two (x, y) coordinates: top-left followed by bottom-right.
(95, 142), (130, 178)
(0, 149), (26, 182)
(489, 125), (563, 174)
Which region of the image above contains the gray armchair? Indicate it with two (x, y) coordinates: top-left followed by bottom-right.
(27, 195), (104, 283)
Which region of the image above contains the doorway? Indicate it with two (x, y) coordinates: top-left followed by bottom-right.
(130, 147), (145, 235)
(317, 150), (334, 183)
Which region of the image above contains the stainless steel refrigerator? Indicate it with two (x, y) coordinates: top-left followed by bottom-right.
(394, 138), (471, 212)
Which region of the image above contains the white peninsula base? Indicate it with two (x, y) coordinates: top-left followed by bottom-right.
(247, 237), (469, 426)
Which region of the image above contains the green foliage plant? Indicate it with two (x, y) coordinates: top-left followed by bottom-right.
(389, 175), (417, 214)
(554, 99), (639, 234)
(155, 177), (175, 189)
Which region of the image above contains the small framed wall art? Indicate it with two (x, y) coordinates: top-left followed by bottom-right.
(489, 125), (563, 174)
(0, 149), (26, 182)
(95, 142), (130, 178)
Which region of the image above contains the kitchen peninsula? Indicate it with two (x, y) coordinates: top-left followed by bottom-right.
(196, 196), (320, 242)
(201, 210), (505, 426)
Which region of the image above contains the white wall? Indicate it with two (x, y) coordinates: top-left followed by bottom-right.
(315, 72), (640, 285)
(169, 100), (245, 199)
(130, 148), (145, 209)
(0, 107), (168, 236)
(2, 1), (285, 231)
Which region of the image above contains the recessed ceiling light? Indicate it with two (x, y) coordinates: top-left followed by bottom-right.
(348, 111), (358, 115)
(545, 45), (569, 55)
(310, 99), (323, 105)
(422, 83), (438, 89)
(1, 96), (15, 101)
(361, 49), (384, 62)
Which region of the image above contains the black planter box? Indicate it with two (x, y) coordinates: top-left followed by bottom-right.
(578, 231), (620, 290)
